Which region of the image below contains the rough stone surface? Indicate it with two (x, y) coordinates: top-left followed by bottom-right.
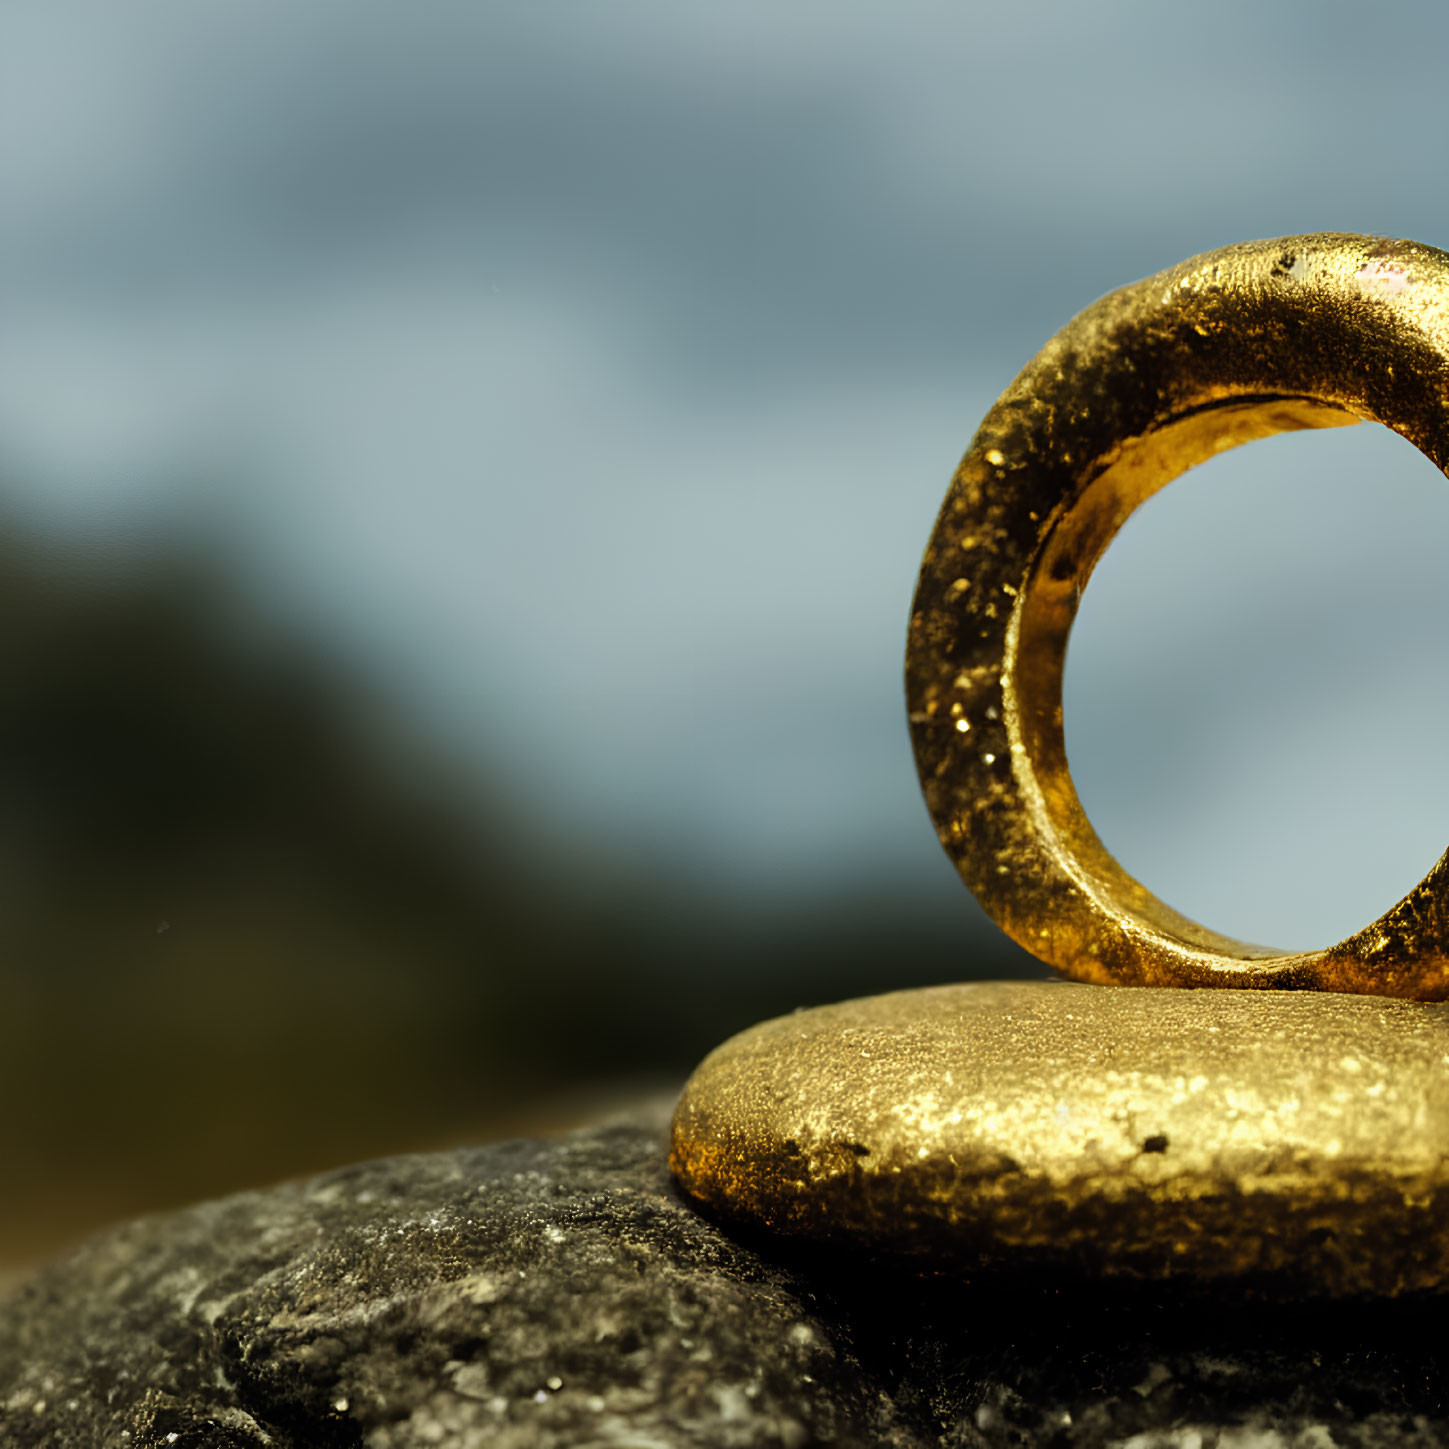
(4, 1114), (1449, 1447)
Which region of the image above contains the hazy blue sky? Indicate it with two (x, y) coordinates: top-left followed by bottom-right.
(3, 1), (1449, 951)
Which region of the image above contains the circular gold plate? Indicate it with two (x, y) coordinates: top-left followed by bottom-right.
(907, 233), (1449, 997)
(671, 982), (1449, 1295)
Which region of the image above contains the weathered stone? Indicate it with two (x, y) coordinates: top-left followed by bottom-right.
(0, 1113), (901, 1447)
(4, 1113), (1449, 1447)
(672, 982), (1449, 1295)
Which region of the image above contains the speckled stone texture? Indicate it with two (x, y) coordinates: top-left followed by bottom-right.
(3, 1115), (1449, 1448)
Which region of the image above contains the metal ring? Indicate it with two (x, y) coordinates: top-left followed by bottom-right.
(906, 233), (1449, 999)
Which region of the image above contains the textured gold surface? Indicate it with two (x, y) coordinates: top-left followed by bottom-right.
(907, 233), (1449, 998)
(671, 982), (1449, 1294)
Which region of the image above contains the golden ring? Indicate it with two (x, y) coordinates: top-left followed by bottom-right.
(906, 233), (1449, 999)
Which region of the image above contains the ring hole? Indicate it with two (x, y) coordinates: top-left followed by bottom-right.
(1064, 422), (1449, 952)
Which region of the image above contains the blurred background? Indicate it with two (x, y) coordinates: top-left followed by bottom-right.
(4, 1), (1449, 1272)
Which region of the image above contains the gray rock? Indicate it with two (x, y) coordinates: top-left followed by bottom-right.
(3, 1114), (1448, 1447)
